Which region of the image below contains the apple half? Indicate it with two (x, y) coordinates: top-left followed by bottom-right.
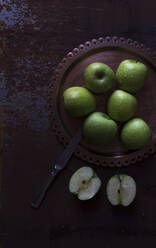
(69, 167), (101, 200)
(106, 174), (136, 207)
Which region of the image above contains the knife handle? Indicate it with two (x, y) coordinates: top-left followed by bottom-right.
(31, 169), (58, 209)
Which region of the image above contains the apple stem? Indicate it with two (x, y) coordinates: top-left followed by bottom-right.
(118, 175), (122, 182)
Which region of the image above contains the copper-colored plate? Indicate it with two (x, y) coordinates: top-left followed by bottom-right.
(50, 37), (156, 167)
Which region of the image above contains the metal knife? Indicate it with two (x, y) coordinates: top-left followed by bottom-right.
(31, 128), (82, 209)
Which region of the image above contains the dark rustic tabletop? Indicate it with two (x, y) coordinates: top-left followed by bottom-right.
(1, 0), (156, 246)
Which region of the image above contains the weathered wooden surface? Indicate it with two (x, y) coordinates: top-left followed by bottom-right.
(1, 0), (156, 246)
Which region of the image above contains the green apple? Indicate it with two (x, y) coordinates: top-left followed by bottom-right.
(69, 167), (101, 200)
(120, 118), (152, 150)
(83, 112), (118, 146)
(63, 86), (96, 117)
(84, 62), (115, 94)
(116, 59), (148, 93)
(107, 90), (137, 123)
(106, 174), (136, 207)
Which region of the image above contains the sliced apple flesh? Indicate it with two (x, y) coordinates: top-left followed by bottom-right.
(69, 167), (101, 200)
(106, 174), (136, 207)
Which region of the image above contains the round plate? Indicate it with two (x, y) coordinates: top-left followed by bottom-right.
(50, 36), (156, 167)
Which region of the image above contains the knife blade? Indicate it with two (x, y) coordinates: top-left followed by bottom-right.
(31, 128), (82, 209)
